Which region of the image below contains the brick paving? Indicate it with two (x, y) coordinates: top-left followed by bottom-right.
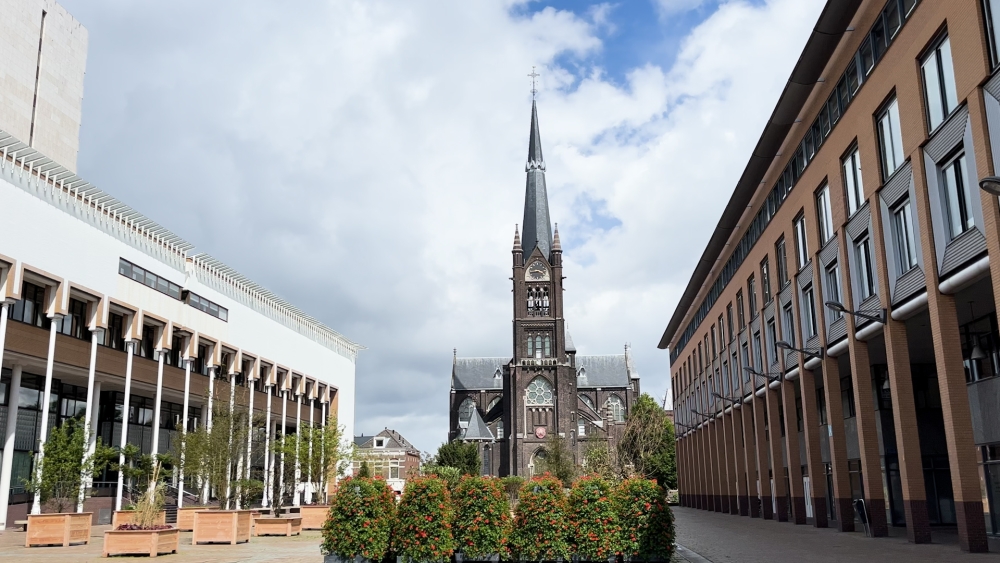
(673, 507), (1000, 562)
(0, 525), (327, 562)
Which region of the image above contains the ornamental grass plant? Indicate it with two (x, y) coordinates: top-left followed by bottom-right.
(394, 476), (456, 563)
(507, 473), (570, 562)
(612, 479), (675, 562)
(453, 476), (510, 559)
(567, 475), (621, 561)
(321, 476), (396, 561)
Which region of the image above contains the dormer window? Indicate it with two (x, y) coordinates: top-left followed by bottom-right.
(374, 437), (386, 448)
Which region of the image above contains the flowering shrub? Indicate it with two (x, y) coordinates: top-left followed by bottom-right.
(321, 476), (396, 560)
(393, 476), (456, 563)
(507, 474), (570, 562)
(613, 479), (675, 561)
(453, 476), (510, 559)
(568, 475), (621, 560)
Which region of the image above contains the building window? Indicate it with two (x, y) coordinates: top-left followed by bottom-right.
(961, 312), (1000, 383)
(525, 377), (553, 406)
(374, 437), (386, 448)
(118, 258), (183, 301)
(718, 314), (726, 350)
(736, 291), (746, 329)
(760, 258), (772, 304)
(841, 375), (856, 418)
(794, 214), (809, 269)
(892, 199), (918, 272)
(458, 398), (476, 438)
(578, 418), (586, 436)
(496, 419), (504, 439)
(920, 35), (958, 132)
(741, 343), (751, 381)
(803, 286), (818, 339)
(877, 98), (905, 180)
(9, 281), (50, 329)
(775, 237), (788, 287)
(816, 185), (834, 244)
(782, 303), (796, 347)
(940, 150), (974, 239)
(825, 262), (843, 319)
(855, 234), (876, 300)
(843, 147), (864, 216)
(527, 286), (550, 317)
(986, 0), (1000, 68)
(186, 291), (229, 322)
(753, 331), (763, 371)
(747, 275), (758, 318)
(767, 319), (778, 363)
(727, 303), (735, 337)
(59, 298), (88, 340)
(605, 395), (625, 422)
(711, 325), (718, 358)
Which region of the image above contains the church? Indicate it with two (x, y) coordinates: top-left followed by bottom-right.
(449, 101), (640, 477)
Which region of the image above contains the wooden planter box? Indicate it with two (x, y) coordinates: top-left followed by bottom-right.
(103, 527), (179, 558)
(111, 510), (167, 529)
(176, 506), (216, 531)
(25, 513), (92, 547)
(300, 505), (330, 530)
(253, 516), (302, 537)
(192, 510), (252, 545)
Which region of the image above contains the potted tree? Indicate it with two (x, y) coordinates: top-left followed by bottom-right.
(321, 476), (396, 563)
(392, 476), (455, 563)
(23, 418), (114, 548)
(452, 476), (509, 562)
(111, 444), (169, 528)
(507, 474), (570, 562)
(103, 461), (180, 557)
(253, 432), (302, 535)
(568, 476), (620, 563)
(300, 416), (349, 530)
(613, 480), (674, 562)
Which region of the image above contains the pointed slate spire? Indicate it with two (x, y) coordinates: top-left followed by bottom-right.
(552, 223), (561, 252)
(522, 100), (553, 262)
(512, 224), (522, 252)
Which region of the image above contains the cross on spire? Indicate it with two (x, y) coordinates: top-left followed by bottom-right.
(528, 66), (540, 100)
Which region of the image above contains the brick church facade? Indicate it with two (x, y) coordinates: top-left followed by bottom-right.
(449, 101), (639, 476)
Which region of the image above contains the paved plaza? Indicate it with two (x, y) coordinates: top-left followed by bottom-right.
(673, 507), (1000, 562)
(0, 525), (327, 562)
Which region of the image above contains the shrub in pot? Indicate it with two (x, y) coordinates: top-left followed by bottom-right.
(321, 476), (396, 562)
(613, 479), (674, 562)
(453, 476), (509, 560)
(507, 474), (569, 562)
(393, 476), (455, 563)
(568, 475), (620, 561)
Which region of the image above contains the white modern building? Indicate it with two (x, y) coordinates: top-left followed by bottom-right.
(0, 0), (360, 527)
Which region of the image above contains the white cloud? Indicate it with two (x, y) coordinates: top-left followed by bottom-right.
(654, 0), (709, 17)
(61, 0), (824, 452)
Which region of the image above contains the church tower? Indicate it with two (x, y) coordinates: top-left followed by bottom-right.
(504, 101), (576, 476)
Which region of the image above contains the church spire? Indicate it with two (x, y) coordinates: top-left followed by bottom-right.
(522, 100), (553, 261)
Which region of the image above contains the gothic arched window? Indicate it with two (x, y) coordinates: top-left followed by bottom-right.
(544, 336), (551, 357)
(535, 335), (543, 357)
(525, 377), (553, 406)
(579, 393), (596, 411)
(527, 335), (534, 357)
(496, 419), (504, 439)
(459, 398), (476, 431)
(605, 394), (625, 422)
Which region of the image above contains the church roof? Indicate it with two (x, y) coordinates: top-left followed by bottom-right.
(565, 329), (576, 353)
(453, 357), (508, 390)
(576, 355), (629, 388)
(463, 408), (495, 441)
(522, 100), (553, 262)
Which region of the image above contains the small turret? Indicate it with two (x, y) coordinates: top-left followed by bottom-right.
(551, 224), (562, 266)
(512, 224), (523, 266)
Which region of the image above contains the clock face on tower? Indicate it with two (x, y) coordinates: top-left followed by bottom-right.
(526, 260), (550, 281)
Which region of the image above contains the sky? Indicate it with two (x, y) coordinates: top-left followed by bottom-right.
(58, 0), (825, 454)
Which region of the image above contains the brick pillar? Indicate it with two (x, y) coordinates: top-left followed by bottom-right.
(765, 386), (788, 521)
(752, 391), (773, 519)
(798, 367), (828, 528)
(843, 338), (889, 537)
(698, 425), (708, 510)
(732, 406), (750, 516)
(742, 401), (760, 517)
(723, 411), (739, 514)
(781, 378), (807, 524)
(819, 355), (854, 532)
(716, 418), (730, 513)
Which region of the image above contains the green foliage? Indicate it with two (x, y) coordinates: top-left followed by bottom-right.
(393, 476), (456, 563)
(24, 417), (115, 513)
(129, 461), (167, 530)
(499, 475), (524, 507)
(234, 478), (264, 509)
(270, 432), (300, 515)
(508, 474), (570, 561)
(537, 434), (576, 486)
(425, 465), (461, 490)
(568, 475), (621, 560)
(300, 417), (351, 495)
(434, 441), (480, 476)
(358, 460), (373, 478)
(322, 476), (397, 559)
(453, 476), (510, 558)
(613, 479), (675, 561)
(618, 393), (676, 488)
(583, 442), (616, 480)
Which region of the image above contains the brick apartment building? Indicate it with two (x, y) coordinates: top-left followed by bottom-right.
(661, 0), (1000, 553)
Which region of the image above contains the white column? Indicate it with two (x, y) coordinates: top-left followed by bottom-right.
(0, 364), (22, 528)
(242, 379), (255, 508)
(202, 367), (214, 505)
(32, 314), (62, 515)
(178, 357), (191, 509)
(115, 341), (136, 511)
(307, 398), (314, 504)
(279, 389), (287, 505)
(150, 351), (165, 456)
(293, 394), (301, 507)
(226, 374), (235, 509)
(321, 401), (327, 503)
(77, 327), (101, 513)
(263, 385), (272, 508)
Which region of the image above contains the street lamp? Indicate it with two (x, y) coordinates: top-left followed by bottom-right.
(776, 340), (824, 360)
(979, 176), (1000, 196)
(825, 300), (885, 323)
(690, 409), (713, 420)
(743, 366), (782, 383)
(711, 392), (742, 405)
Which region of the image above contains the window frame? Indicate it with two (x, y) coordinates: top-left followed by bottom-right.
(794, 213), (809, 269)
(816, 185), (834, 244)
(940, 148), (974, 240)
(876, 98), (905, 181)
(842, 146), (864, 216)
(855, 233), (877, 301)
(775, 236), (789, 288)
(919, 34), (958, 133)
(892, 198), (919, 272)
